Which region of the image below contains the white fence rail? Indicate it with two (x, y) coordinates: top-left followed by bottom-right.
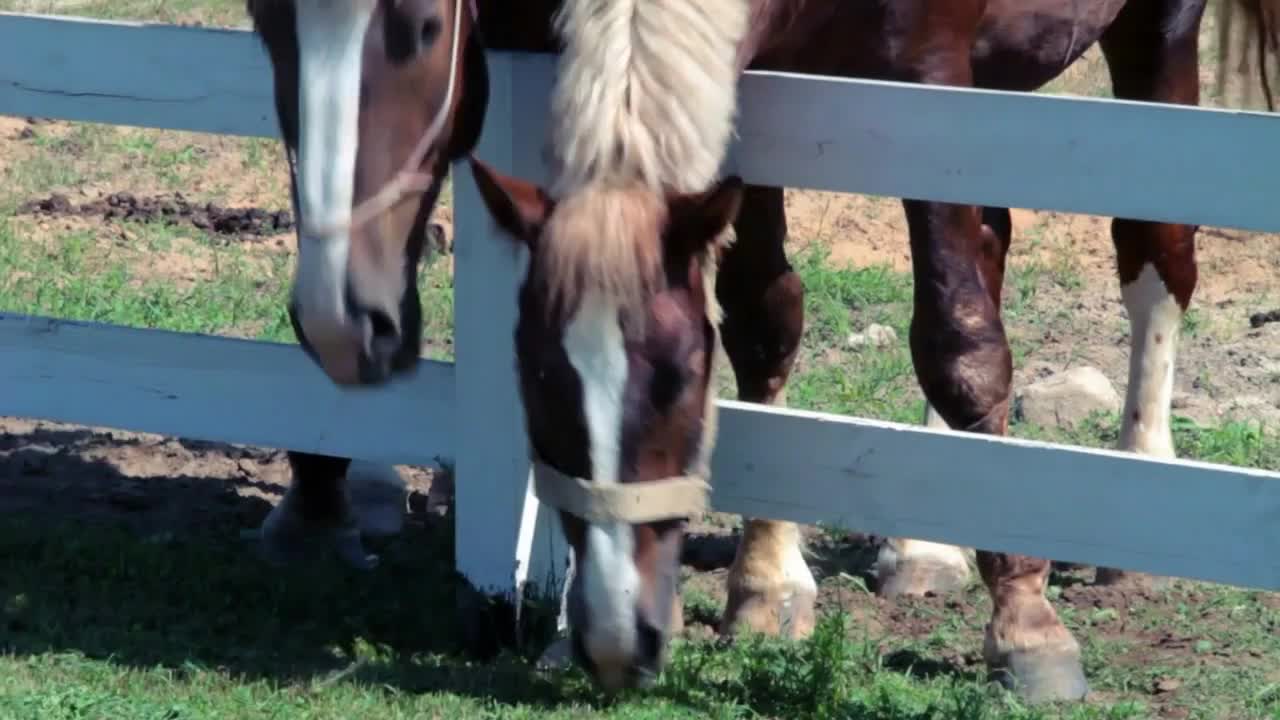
(2, 13), (1279, 599)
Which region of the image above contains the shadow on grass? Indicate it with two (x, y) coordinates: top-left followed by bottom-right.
(0, 428), (1088, 720)
(0, 439), (620, 711)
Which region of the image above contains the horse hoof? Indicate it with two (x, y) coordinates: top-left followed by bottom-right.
(347, 461), (408, 537)
(989, 646), (1089, 704)
(331, 528), (380, 571)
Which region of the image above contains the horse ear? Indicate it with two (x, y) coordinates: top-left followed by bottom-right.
(666, 175), (744, 258)
(468, 156), (552, 246)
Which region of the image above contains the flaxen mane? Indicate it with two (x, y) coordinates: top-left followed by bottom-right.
(537, 0), (751, 326)
(547, 0), (750, 195)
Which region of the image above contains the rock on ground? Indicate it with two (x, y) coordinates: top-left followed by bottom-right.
(847, 323), (898, 349)
(1015, 366), (1120, 429)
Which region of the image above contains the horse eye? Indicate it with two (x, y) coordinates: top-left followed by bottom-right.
(421, 16), (442, 45)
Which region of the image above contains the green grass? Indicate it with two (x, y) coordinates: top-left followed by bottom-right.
(0, 208), (456, 351)
(0, 0), (248, 26)
(0, 219), (292, 341)
(3, 516), (1213, 720)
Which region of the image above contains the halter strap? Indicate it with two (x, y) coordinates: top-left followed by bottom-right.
(302, 0), (469, 238)
(532, 461), (711, 525)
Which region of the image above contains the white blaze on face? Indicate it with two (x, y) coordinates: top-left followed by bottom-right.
(1119, 263), (1181, 458)
(562, 289), (639, 686)
(291, 0), (374, 381)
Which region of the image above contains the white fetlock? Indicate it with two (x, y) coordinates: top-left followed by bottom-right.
(722, 521), (817, 639)
(876, 538), (973, 597)
(346, 460), (408, 537)
(252, 489), (310, 566)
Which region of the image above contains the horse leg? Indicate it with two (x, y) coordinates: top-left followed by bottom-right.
(907, 198), (1086, 702)
(256, 451), (379, 570)
(1093, 0), (1203, 589)
(877, 206), (1010, 597)
(875, 400), (973, 598)
(715, 183), (817, 640)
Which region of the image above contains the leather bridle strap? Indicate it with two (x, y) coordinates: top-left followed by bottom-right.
(532, 461), (711, 525)
(292, 0), (470, 238)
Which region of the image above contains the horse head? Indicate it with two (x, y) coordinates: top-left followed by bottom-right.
(248, 0), (488, 385)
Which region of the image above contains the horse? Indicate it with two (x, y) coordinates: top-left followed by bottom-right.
(243, 0), (488, 569)
(466, 0), (1256, 703)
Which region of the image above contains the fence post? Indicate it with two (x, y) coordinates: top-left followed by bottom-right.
(451, 51), (570, 650)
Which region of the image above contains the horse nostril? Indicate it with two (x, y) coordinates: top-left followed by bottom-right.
(368, 308), (398, 343)
(635, 619), (663, 671)
(364, 308), (401, 360)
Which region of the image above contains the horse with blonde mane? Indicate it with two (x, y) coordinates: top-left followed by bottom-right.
(467, 0), (1273, 703)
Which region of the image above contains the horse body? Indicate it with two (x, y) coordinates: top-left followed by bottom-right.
(473, 0), (1215, 702)
(714, 0), (1203, 705)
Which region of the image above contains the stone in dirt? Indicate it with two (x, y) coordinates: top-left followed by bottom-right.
(847, 323), (898, 349)
(1014, 366), (1120, 429)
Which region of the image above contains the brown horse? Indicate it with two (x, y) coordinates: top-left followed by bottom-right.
(244, 0), (487, 568)
(468, 0), (1244, 703)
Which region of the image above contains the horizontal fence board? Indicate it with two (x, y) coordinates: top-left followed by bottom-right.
(2, 312), (1277, 591)
(709, 399), (1280, 591)
(729, 71), (1280, 233)
(2, 15), (1279, 231)
(0, 13), (277, 137)
(0, 314), (454, 468)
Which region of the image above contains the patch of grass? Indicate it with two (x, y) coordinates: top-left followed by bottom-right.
(681, 586), (721, 627)
(1, 519), (1189, 719)
(781, 245), (922, 423)
(0, 0), (249, 26)
(419, 254), (456, 361)
(0, 211), (457, 352)
(110, 132), (211, 191)
(0, 217), (295, 342)
(1012, 411), (1280, 472)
